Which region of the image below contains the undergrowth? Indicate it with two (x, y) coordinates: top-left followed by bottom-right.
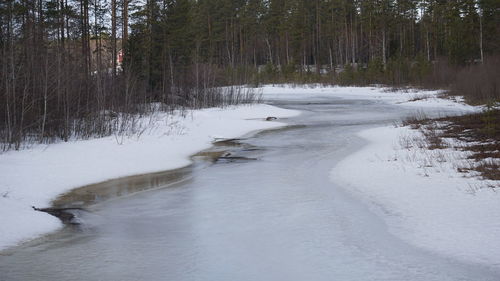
(402, 109), (500, 182)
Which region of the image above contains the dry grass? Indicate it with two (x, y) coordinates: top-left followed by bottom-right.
(403, 109), (500, 182)
(407, 94), (433, 102)
(437, 110), (500, 141)
(402, 110), (429, 129)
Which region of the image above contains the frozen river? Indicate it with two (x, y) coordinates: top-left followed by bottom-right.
(1, 97), (498, 280)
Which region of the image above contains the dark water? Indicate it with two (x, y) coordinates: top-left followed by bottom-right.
(1, 97), (498, 281)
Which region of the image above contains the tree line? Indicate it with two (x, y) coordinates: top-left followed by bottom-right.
(1, 0), (499, 149)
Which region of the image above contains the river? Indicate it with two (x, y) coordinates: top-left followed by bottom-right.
(1, 97), (498, 281)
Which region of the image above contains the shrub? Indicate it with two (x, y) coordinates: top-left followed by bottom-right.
(450, 56), (500, 103)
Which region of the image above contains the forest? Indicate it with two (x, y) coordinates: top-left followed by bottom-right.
(0, 0), (499, 149)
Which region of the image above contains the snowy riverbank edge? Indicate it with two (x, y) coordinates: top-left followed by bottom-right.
(0, 104), (301, 251)
(332, 126), (500, 271)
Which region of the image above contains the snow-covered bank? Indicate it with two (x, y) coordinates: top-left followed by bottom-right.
(298, 84), (500, 271)
(332, 126), (500, 269)
(0, 104), (300, 251)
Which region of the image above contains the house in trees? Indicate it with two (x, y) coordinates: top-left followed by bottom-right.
(89, 38), (123, 73)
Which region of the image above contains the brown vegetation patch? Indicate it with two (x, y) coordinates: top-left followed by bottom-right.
(405, 109), (500, 182)
(436, 110), (500, 141)
(475, 161), (500, 181)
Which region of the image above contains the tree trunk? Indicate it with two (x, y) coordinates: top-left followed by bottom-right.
(123, 0), (129, 45)
(112, 0), (117, 77)
(479, 13), (484, 64)
(382, 29), (387, 70)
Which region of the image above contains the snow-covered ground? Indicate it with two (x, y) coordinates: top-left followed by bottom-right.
(332, 126), (500, 270)
(0, 104), (300, 251)
(259, 84), (478, 111)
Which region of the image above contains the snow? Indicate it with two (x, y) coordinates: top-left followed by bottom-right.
(0, 104), (300, 251)
(260, 84), (479, 112)
(332, 126), (500, 269)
